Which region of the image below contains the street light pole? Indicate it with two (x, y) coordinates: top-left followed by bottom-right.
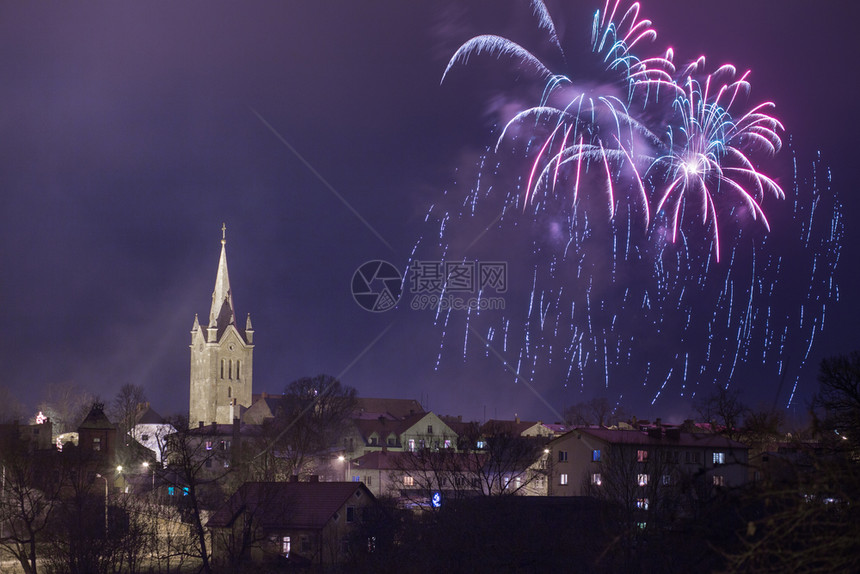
(95, 473), (108, 536)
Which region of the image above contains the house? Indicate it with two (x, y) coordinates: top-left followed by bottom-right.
(547, 426), (749, 497)
(348, 411), (459, 458)
(129, 403), (175, 462)
(207, 479), (379, 568)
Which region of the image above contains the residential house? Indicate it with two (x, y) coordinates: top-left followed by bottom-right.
(130, 403), (175, 463)
(207, 479), (379, 568)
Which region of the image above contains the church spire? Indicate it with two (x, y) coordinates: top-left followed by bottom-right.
(209, 223), (235, 331)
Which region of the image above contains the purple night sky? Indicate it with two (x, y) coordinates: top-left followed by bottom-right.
(1, 1), (857, 424)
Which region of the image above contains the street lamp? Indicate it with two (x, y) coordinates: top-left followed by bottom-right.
(142, 462), (155, 492)
(337, 455), (351, 482)
(95, 473), (108, 536)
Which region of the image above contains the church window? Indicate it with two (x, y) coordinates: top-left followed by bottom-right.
(220, 359), (225, 379)
(228, 360), (232, 379)
(237, 361), (240, 379)
(228, 387), (232, 398)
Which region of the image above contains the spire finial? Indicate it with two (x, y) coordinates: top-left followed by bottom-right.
(221, 222), (226, 245)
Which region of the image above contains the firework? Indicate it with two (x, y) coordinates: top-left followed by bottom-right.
(416, 0), (840, 412)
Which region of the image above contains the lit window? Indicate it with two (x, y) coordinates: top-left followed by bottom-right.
(352, 475), (360, 482)
(637, 450), (648, 463)
(477, 440), (486, 449)
(93, 437), (101, 452)
(560, 473), (569, 485)
(408, 439), (416, 452)
(713, 475), (725, 487)
(403, 476), (414, 486)
(713, 452), (726, 465)
(592, 449), (601, 462)
(636, 498), (649, 510)
(205, 441), (213, 451)
(638, 474), (649, 487)
(443, 439), (452, 449)
(168, 486), (175, 496)
(281, 536), (291, 556)
(183, 487), (189, 496)
(591, 473), (602, 486)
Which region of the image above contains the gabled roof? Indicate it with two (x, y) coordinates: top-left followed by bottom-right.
(207, 481), (375, 530)
(482, 419), (539, 437)
(352, 398), (424, 420)
(78, 404), (115, 430)
(352, 411), (457, 443)
(552, 427), (749, 450)
(134, 405), (165, 426)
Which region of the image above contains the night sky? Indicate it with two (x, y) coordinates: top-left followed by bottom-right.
(2, 1), (858, 424)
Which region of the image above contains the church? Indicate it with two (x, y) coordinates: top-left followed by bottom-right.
(188, 227), (254, 428)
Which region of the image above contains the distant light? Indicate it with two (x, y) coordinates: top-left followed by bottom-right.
(35, 411), (47, 424)
(337, 455), (346, 462)
(142, 462), (150, 468)
(431, 492), (442, 508)
(116, 465), (123, 473)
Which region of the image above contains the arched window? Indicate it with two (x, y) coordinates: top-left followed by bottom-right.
(237, 360), (240, 379)
(228, 387), (232, 398)
(228, 359), (232, 379)
(220, 359), (224, 379)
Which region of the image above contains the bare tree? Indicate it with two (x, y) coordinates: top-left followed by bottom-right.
(0, 439), (62, 574)
(564, 397), (628, 427)
(158, 418), (235, 574)
(693, 386), (748, 440)
(109, 383), (147, 444)
(265, 375), (357, 478)
(37, 382), (93, 435)
(813, 351), (860, 453)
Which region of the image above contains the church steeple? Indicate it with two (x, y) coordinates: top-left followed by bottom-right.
(209, 223), (236, 334)
(190, 224), (254, 429)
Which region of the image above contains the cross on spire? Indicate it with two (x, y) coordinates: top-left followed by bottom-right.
(221, 222), (226, 245)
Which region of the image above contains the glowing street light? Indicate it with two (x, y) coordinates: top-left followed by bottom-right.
(337, 455), (351, 482)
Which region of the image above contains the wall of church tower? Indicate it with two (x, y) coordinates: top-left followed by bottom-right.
(190, 325), (254, 427)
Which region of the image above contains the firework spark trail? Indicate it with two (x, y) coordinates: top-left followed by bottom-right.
(414, 0), (842, 412)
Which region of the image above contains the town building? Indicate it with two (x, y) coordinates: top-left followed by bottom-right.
(546, 425), (749, 497)
(207, 479), (379, 568)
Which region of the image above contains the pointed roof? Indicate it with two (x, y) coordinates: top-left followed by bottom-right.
(209, 225), (236, 335)
(207, 481), (376, 530)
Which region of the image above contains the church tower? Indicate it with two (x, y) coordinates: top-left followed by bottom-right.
(189, 225), (254, 428)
